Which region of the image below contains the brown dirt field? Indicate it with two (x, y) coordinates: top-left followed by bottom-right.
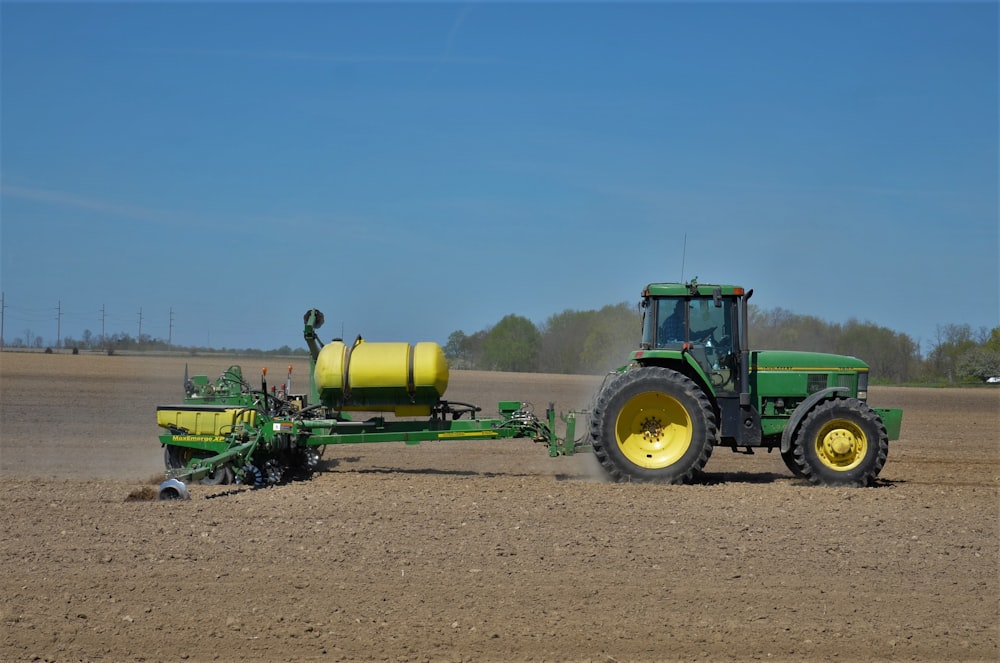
(1, 351), (997, 662)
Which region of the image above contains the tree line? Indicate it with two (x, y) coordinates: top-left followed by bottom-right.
(8, 304), (999, 384)
(445, 303), (1000, 384)
(3, 329), (309, 358)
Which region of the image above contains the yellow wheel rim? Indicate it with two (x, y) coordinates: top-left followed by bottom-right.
(615, 391), (693, 469)
(814, 418), (868, 471)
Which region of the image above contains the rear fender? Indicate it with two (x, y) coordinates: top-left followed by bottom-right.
(635, 354), (716, 400)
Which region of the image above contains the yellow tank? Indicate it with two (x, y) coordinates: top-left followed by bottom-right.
(313, 338), (449, 415)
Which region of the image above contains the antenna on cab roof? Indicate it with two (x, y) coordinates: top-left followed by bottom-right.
(680, 232), (687, 282)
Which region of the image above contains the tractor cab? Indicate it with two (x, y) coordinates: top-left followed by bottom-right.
(639, 282), (747, 393)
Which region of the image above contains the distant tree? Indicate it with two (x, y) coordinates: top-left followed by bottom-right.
(837, 319), (920, 382)
(748, 305), (794, 348)
(579, 303), (641, 374)
(537, 303), (639, 374)
(748, 306), (924, 382)
(108, 332), (137, 351)
(749, 307), (839, 352)
(444, 329), (487, 369)
(928, 324), (979, 383)
(444, 330), (471, 366)
(956, 346), (1000, 382)
(538, 309), (596, 373)
(981, 326), (1000, 352)
(481, 314), (541, 372)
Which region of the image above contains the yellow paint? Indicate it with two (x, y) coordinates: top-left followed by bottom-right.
(814, 418), (868, 471)
(755, 367), (869, 372)
(156, 407), (255, 435)
(615, 391), (693, 469)
(314, 338), (449, 412)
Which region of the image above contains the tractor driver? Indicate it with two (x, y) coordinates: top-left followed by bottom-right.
(659, 300), (687, 345)
(658, 299), (716, 346)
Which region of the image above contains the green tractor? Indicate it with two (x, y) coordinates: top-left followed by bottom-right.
(590, 281), (903, 486)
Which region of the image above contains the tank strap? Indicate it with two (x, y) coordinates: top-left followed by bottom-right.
(342, 340), (356, 402)
(406, 343), (416, 400)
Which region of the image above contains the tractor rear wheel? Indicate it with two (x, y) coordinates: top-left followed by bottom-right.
(791, 398), (888, 487)
(590, 367), (716, 483)
(164, 445), (234, 485)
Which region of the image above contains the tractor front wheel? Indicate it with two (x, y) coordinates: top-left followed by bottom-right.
(791, 398), (888, 487)
(590, 367), (716, 483)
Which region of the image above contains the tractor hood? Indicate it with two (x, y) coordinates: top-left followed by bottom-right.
(751, 350), (869, 373)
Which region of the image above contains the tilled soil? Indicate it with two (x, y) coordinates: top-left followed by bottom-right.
(1, 352), (997, 662)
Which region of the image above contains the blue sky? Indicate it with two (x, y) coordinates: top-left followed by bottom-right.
(2, 1), (997, 356)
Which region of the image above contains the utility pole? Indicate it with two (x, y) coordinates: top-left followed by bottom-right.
(1, 291), (5, 349)
(56, 300), (62, 348)
(168, 307), (174, 347)
(137, 306), (143, 345)
(100, 304), (107, 347)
